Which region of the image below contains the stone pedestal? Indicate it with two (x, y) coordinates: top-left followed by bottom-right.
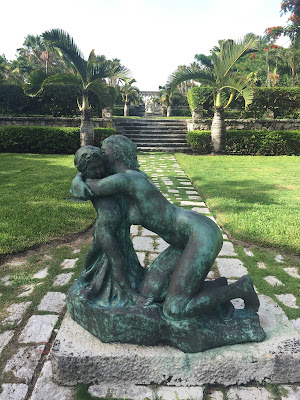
(51, 295), (300, 386)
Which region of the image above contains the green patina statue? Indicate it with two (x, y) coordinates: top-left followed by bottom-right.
(67, 135), (265, 352)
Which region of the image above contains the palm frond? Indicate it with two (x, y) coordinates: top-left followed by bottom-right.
(216, 37), (259, 79)
(87, 79), (117, 107)
(221, 75), (254, 108)
(167, 66), (215, 91)
(43, 72), (82, 87)
(42, 29), (87, 83)
(24, 69), (48, 95)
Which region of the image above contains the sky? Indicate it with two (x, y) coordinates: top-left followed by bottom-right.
(1, 0), (290, 91)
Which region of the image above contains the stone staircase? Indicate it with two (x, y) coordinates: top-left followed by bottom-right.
(113, 118), (191, 152)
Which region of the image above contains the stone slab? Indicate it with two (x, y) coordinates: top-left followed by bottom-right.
(0, 330), (14, 355)
(218, 242), (237, 257)
(2, 302), (32, 326)
(227, 387), (271, 399)
(216, 258), (248, 278)
(89, 384), (204, 400)
(53, 272), (74, 286)
(4, 346), (43, 383)
(0, 384), (28, 400)
(51, 295), (300, 386)
(19, 314), (59, 343)
(31, 361), (74, 400)
(38, 292), (66, 313)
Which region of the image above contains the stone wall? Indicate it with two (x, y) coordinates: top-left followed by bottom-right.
(0, 116), (106, 128)
(187, 119), (300, 131)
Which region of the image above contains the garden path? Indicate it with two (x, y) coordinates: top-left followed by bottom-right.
(0, 153), (299, 399)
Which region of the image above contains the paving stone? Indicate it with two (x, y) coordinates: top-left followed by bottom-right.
(180, 200), (206, 207)
(60, 258), (78, 269)
(282, 385), (300, 399)
(148, 252), (159, 264)
(275, 294), (299, 309)
(264, 275), (284, 287)
(168, 189), (179, 193)
(284, 267), (300, 279)
(19, 314), (59, 343)
(257, 261), (267, 269)
(141, 227), (157, 236)
(136, 252), (145, 268)
(2, 302), (32, 326)
(275, 254), (284, 263)
(31, 361), (74, 400)
(222, 233), (228, 239)
(191, 206), (210, 214)
(216, 258), (248, 278)
(0, 383), (28, 400)
(209, 390), (224, 400)
(17, 284), (35, 298)
(186, 190), (198, 194)
(291, 318), (300, 333)
(155, 237), (169, 252)
(1, 275), (12, 286)
(38, 292), (66, 313)
(89, 384), (203, 400)
(130, 225), (139, 236)
(0, 330), (14, 355)
(53, 272), (74, 286)
(72, 249), (80, 254)
(243, 248), (254, 257)
(227, 387), (271, 399)
(188, 195), (202, 200)
(179, 181), (192, 185)
(132, 236), (155, 251)
(33, 267), (48, 279)
(219, 241), (237, 257)
(206, 270), (216, 279)
(4, 346), (43, 383)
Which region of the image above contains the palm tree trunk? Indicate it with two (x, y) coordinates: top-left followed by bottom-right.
(211, 108), (226, 154)
(124, 102), (129, 117)
(80, 109), (94, 147)
(167, 106), (172, 117)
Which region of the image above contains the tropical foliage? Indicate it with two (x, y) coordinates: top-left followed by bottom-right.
(167, 36), (259, 152)
(23, 29), (130, 146)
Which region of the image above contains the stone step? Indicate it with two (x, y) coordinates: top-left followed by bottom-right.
(131, 139), (188, 144)
(123, 129), (187, 134)
(125, 133), (187, 138)
(137, 146), (191, 152)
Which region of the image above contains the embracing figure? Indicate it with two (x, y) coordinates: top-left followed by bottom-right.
(71, 135), (259, 319)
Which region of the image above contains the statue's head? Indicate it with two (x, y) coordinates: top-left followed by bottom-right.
(74, 146), (105, 179)
(102, 135), (139, 171)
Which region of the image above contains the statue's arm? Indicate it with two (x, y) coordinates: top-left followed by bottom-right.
(70, 173), (94, 200)
(87, 174), (128, 197)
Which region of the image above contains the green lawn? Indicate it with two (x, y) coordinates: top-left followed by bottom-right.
(175, 154), (300, 255)
(0, 153), (95, 255)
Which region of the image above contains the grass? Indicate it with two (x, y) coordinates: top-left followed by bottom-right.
(0, 153), (96, 255)
(175, 154), (300, 256)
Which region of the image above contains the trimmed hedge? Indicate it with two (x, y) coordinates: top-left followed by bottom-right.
(163, 108), (192, 117)
(187, 87), (214, 110)
(187, 130), (300, 155)
(0, 126), (115, 154)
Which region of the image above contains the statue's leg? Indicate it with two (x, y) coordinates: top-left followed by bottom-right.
(186, 275), (259, 316)
(139, 246), (182, 301)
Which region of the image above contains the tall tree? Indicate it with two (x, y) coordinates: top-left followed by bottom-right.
(168, 37), (258, 153)
(120, 79), (141, 116)
(24, 29), (130, 146)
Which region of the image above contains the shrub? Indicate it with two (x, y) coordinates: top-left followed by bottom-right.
(186, 131), (211, 153)
(187, 87), (214, 110)
(226, 130), (300, 155)
(163, 108), (192, 117)
(0, 126), (115, 154)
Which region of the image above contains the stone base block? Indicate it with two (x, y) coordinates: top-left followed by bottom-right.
(51, 295), (300, 387)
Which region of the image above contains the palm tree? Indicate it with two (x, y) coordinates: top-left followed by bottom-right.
(120, 79), (141, 116)
(24, 29), (130, 146)
(167, 36), (258, 153)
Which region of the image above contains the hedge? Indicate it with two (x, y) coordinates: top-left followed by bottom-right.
(0, 126), (116, 154)
(187, 130), (300, 155)
(163, 108), (192, 117)
(187, 87), (300, 119)
(0, 84), (101, 117)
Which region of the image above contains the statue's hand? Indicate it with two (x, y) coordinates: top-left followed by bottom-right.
(71, 174), (94, 200)
(136, 294), (154, 307)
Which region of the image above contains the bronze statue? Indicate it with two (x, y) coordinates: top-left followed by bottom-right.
(67, 135), (265, 352)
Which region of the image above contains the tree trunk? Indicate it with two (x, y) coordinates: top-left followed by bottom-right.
(124, 102), (129, 117)
(80, 109), (94, 147)
(167, 106), (172, 117)
(211, 108), (226, 154)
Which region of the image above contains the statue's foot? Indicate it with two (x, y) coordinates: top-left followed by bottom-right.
(216, 301), (234, 320)
(237, 275), (260, 313)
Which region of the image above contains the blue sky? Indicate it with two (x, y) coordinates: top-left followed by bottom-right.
(2, 0), (290, 90)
